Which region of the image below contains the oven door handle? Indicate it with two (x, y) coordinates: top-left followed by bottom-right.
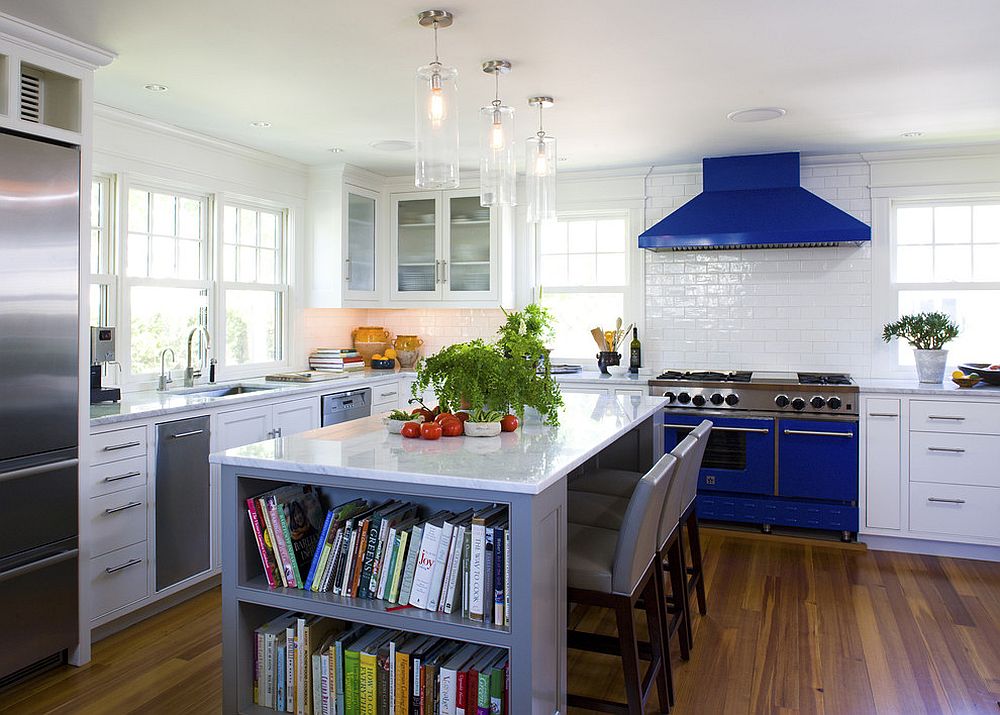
(664, 424), (770, 434)
(782, 428), (855, 438)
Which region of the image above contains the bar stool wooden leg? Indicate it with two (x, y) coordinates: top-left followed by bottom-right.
(666, 537), (692, 660)
(645, 564), (673, 708)
(615, 596), (645, 715)
(685, 509), (707, 616)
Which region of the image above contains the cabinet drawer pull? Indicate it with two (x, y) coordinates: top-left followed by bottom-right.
(868, 412), (898, 418)
(665, 424), (770, 434)
(169, 429), (205, 439)
(345, 257), (351, 282)
(104, 470), (142, 483)
(105, 501), (143, 514)
(103, 440), (140, 451)
(105, 558), (143, 574)
(783, 429), (855, 438)
(379, 391), (397, 398)
(927, 447), (966, 453)
(927, 497), (966, 504)
(928, 415), (965, 421)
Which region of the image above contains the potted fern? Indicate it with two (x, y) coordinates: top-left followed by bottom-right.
(882, 311), (960, 383)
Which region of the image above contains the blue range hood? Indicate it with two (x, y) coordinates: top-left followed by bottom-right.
(639, 152), (871, 250)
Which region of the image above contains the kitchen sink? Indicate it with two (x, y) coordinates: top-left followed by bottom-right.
(178, 384), (278, 398)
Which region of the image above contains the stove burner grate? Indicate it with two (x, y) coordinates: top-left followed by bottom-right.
(798, 372), (852, 386)
(655, 370), (753, 383)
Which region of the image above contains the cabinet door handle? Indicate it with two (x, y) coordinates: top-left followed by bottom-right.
(868, 412), (898, 418)
(927, 497), (966, 504)
(105, 501), (143, 514)
(0, 549), (77, 584)
(783, 429), (855, 438)
(441, 259), (448, 283)
(379, 391), (397, 398)
(169, 429), (205, 439)
(345, 257), (351, 282)
(927, 447), (966, 453)
(104, 470), (142, 483)
(105, 558), (143, 574)
(928, 415), (965, 421)
(0, 458), (77, 484)
(435, 260), (441, 284)
(274, 427), (283, 438)
(103, 440), (140, 451)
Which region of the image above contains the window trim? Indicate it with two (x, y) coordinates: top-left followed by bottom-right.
(533, 208), (644, 364)
(217, 196), (290, 377)
(872, 193), (1000, 377)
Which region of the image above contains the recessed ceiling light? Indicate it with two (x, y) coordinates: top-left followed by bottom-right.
(559, 157), (568, 162)
(143, 83), (168, 92)
(328, 147), (344, 153)
(727, 107), (787, 123)
(901, 131), (924, 138)
(250, 121), (272, 128)
(370, 140), (415, 152)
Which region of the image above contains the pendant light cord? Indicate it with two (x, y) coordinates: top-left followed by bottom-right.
(433, 20), (440, 65)
(537, 103), (545, 140)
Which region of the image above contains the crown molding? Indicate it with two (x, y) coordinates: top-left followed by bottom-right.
(0, 12), (115, 68)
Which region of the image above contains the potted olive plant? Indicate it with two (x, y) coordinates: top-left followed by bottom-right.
(882, 311), (960, 383)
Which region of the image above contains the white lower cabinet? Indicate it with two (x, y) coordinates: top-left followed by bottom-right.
(273, 397), (321, 437)
(864, 398), (901, 530)
(862, 394), (1000, 552)
(89, 542), (148, 618)
(85, 485), (147, 558)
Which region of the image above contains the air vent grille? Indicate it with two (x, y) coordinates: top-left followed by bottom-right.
(660, 241), (865, 252)
(20, 71), (43, 123)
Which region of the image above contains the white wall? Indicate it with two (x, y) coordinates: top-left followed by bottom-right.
(642, 159), (874, 375)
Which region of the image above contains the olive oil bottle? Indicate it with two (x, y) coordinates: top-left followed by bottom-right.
(629, 327), (641, 374)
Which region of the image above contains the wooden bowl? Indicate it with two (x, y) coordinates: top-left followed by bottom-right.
(952, 375), (982, 388)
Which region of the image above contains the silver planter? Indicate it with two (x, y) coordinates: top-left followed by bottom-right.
(914, 349), (948, 383)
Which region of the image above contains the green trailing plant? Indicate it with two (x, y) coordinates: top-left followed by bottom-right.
(411, 303), (564, 425)
(881, 312), (960, 350)
(466, 407), (504, 423)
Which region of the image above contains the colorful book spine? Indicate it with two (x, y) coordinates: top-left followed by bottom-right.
(493, 528), (504, 627)
(285, 626), (296, 712)
(276, 638), (286, 710)
(350, 519), (372, 597)
(388, 530), (410, 602)
(503, 528), (511, 627)
(476, 670), (490, 715)
(469, 520), (485, 621)
(394, 650), (410, 714)
(280, 502), (304, 590)
(408, 522), (442, 609)
(305, 510), (335, 591)
(344, 648), (361, 715)
(489, 664), (504, 715)
(456, 671), (468, 715)
(398, 525), (423, 605)
(359, 650), (378, 715)
(247, 497), (279, 588)
(267, 495), (297, 587)
(443, 525), (465, 614)
(426, 520), (454, 612)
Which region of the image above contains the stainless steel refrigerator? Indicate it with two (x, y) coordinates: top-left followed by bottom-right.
(0, 130), (80, 683)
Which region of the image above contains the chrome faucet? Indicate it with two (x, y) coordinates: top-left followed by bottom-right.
(184, 326), (212, 387)
(158, 348), (176, 391)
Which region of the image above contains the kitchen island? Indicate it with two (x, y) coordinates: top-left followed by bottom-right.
(212, 392), (667, 715)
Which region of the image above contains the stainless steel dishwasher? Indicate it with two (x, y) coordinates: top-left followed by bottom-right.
(155, 415), (211, 591)
(321, 387), (372, 426)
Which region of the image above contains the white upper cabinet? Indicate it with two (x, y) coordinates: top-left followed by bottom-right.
(390, 188), (500, 304)
(343, 185), (379, 301)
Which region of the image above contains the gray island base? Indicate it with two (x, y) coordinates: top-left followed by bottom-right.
(213, 392), (667, 714)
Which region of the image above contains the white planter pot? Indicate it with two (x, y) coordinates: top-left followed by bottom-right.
(464, 421), (502, 437)
(914, 349), (948, 384)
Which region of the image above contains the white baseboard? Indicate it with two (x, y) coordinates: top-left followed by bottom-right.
(861, 534), (1000, 562)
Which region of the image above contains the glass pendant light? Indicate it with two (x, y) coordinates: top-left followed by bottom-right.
(415, 10), (459, 189)
(479, 60), (515, 207)
(526, 96), (556, 223)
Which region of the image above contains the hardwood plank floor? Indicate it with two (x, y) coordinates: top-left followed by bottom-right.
(3, 530), (1000, 714)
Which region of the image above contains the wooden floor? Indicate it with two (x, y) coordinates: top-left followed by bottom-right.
(4, 530), (1000, 714)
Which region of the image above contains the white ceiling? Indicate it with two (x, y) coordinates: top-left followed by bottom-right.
(3, 0), (1000, 174)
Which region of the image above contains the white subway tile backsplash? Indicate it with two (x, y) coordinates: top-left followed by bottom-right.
(643, 162), (873, 375)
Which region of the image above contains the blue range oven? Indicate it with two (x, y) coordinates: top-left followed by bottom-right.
(663, 411), (859, 538)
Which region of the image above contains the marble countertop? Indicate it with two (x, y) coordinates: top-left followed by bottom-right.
(552, 370), (652, 386)
(857, 377), (1000, 397)
(90, 369), (412, 427)
(211, 392), (668, 495)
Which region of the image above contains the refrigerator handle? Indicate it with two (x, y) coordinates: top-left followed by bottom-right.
(0, 458), (78, 484)
(0, 548), (78, 585)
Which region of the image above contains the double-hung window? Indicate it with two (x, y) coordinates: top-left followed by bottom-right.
(536, 211), (638, 361)
(220, 203), (287, 368)
(124, 185), (212, 379)
(90, 175), (115, 329)
(887, 199), (1000, 367)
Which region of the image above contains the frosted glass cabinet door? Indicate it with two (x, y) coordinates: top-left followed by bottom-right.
(393, 194), (440, 298)
(445, 195), (493, 297)
(344, 188), (377, 298)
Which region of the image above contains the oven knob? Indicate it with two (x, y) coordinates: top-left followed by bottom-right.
(775, 395), (790, 408)
(677, 392), (691, 404)
(791, 397), (806, 411)
(828, 396), (842, 410)
(726, 394), (740, 406)
(663, 391), (676, 404)
(810, 396), (826, 409)
(692, 394), (707, 407)
(710, 393), (725, 406)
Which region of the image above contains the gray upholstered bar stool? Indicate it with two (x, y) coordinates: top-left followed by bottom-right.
(566, 452), (677, 715)
(570, 434), (698, 663)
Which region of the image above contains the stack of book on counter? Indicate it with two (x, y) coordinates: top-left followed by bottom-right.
(254, 616), (509, 715)
(247, 488), (511, 627)
(310, 348), (365, 373)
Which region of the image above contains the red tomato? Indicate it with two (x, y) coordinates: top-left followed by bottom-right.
(500, 414), (519, 432)
(434, 412), (454, 425)
(420, 422), (442, 440)
(453, 411), (471, 423)
(411, 408), (434, 422)
(400, 422), (421, 439)
(441, 419), (464, 437)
